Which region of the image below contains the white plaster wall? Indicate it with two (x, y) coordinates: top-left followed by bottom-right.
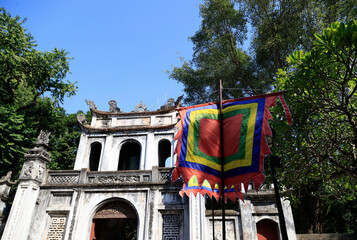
(112, 135), (147, 171)
(144, 133), (155, 170)
(74, 135), (106, 170)
(283, 198), (297, 240)
(189, 194), (208, 240)
(153, 133), (175, 168)
(101, 134), (113, 171)
(1, 182), (40, 240)
(74, 133), (88, 170)
(72, 189), (149, 240)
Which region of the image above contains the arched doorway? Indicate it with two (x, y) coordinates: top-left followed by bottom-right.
(256, 219), (279, 240)
(90, 200), (138, 240)
(118, 141), (141, 170)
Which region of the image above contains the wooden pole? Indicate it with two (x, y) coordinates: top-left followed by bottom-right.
(219, 80), (226, 240)
(270, 156), (289, 240)
(212, 198), (215, 239)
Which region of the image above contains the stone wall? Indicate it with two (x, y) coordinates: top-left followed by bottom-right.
(297, 233), (357, 240)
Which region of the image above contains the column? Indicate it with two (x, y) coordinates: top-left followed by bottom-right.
(101, 134), (113, 170)
(189, 194), (207, 240)
(239, 200), (258, 240)
(1, 131), (51, 240)
(74, 133), (88, 170)
(282, 198), (297, 240)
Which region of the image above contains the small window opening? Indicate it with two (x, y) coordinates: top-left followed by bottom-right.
(158, 140), (171, 167)
(118, 141), (141, 170)
(89, 142), (102, 171)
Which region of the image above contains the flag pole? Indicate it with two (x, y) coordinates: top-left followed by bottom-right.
(219, 79), (226, 240)
(211, 197), (215, 239)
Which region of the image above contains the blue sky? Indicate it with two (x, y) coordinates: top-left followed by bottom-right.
(2, 0), (203, 113)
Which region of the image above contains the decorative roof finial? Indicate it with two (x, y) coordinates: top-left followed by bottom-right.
(77, 113), (87, 125)
(108, 100), (121, 113)
(134, 101), (147, 112)
(85, 99), (97, 109)
(36, 130), (51, 146)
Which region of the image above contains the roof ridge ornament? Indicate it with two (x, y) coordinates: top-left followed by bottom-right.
(85, 99), (97, 109)
(134, 101), (147, 112)
(77, 113), (87, 125)
(108, 100), (121, 113)
(159, 95), (183, 110)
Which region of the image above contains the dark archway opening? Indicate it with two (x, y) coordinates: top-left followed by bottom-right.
(118, 141), (141, 170)
(89, 142), (102, 171)
(257, 219), (279, 240)
(158, 140), (171, 167)
(90, 200), (138, 240)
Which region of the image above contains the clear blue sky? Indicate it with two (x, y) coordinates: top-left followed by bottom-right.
(2, 0), (203, 113)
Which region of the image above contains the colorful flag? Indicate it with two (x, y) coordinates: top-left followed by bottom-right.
(172, 92), (291, 201)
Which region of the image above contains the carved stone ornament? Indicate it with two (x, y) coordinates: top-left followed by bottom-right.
(22, 161), (34, 178)
(77, 113), (87, 125)
(85, 99), (97, 109)
(93, 201), (137, 219)
(160, 98), (175, 110)
(0, 171), (17, 185)
(97, 175), (140, 184)
(175, 95), (184, 107)
(134, 101), (147, 112)
(108, 100), (121, 113)
(159, 95), (183, 110)
(163, 214), (180, 239)
(37, 163), (45, 180)
(36, 130), (51, 145)
(20, 160), (47, 182)
(47, 215), (67, 240)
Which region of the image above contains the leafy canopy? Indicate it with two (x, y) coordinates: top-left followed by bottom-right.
(170, 0), (270, 105)
(0, 8), (78, 177)
(274, 20), (357, 233)
(170, 0), (357, 233)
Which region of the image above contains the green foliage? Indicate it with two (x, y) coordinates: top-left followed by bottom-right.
(0, 9), (79, 177)
(274, 20), (357, 233)
(48, 110), (92, 170)
(0, 8), (76, 107)
(171, 0), (357, 233)
(170, 0), (270, 105)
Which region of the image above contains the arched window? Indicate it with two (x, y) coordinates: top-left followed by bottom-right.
(158, 140), (171, 167)
(89, 142), (102, 171)
(118, 141), (141, 170)
(256, 219), (279, 240)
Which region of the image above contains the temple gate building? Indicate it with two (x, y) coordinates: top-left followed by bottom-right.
(0, 97), (297, 240)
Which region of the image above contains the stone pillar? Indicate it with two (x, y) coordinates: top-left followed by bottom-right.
(282, 198), (297, 240)
(239, 200), (258, 240)
(189, 194), (207, 240)
(145, 133), (155, 170)
(0, 172), (17, 238)
(1, 131), (51, 240)
(74, 133), (88, 170)
(101, 134), (113, 170)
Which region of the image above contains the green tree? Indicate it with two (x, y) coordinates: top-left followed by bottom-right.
(0, 8), (77, 177)
(246, 0), (357, 84)
(170, 0), (357, 233)
(274, 20), (357, 233)
(170, 0), (357, 105)
(47, 109), (92, 170)
(170, 0), (271, 105)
